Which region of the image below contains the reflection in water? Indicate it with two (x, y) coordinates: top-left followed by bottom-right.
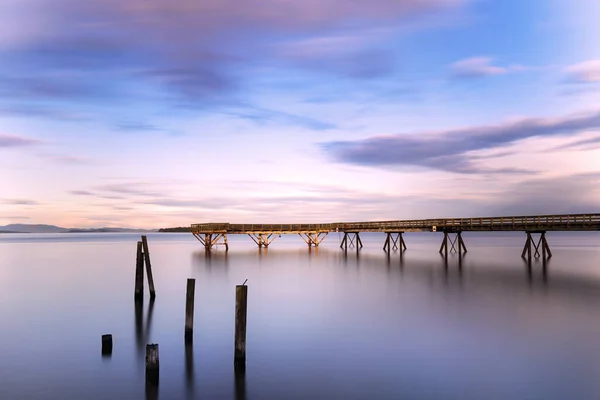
(145, 377), (158, 400)
(135, 298), (155, 361)
(185, 340), (194, 399)
(193, 250), (229, 274)
(234, 363), (246, 400)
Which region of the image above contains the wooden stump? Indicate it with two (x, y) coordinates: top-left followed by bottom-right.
(146, 344), (159, 383)
(101, 334), (113, 355)
(134, 241), (144, 301)
(234, 285), (248, 365)
(141, 236), (156, 300)
(185, 278), (195, 342)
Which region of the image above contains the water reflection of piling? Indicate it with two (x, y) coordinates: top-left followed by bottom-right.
(234, 363), (247, 400)
(135, 298), (155, 359)
(185, 340), (194, 398)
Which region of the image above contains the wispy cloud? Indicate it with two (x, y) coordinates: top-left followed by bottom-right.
(38, 153), (93, 165)
(2, 199), (39, 205)
(449, 57), (532, 79)
(0, 134), (40, 148)
(564, 60), (600, 83)
(322, 109), (600, 173)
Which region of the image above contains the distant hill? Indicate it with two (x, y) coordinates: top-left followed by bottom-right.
(0, 224), (155, 233)
(0, 224), (68, 233)
(158, 227), (191, 232)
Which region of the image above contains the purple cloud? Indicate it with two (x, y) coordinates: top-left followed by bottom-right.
(323, 109), (600, 173)
(0, 134), (40, 148)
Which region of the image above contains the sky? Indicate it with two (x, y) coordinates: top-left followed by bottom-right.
(1, 0), (599, 228)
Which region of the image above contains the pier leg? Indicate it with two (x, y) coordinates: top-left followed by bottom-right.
(400, 233), (407, 252)
(527, 233), (532, 266)
(235, 285), (248, 366)
(357, 233), (363, 249)
(383, 233), (390, 252)
(439, 233), (447, 255)
(141, 236), (156, 300)
(340, 233), (348, 249)
(458, 232), (467, 253)
(135, 241), (144, 301)
(185, 278), (195, 343)
(146, 344), (160, 383)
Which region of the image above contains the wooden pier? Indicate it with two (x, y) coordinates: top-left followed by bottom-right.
(191, 213), (600, 264)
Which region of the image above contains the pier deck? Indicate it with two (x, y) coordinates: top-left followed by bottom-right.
(191, 213), (600, 265)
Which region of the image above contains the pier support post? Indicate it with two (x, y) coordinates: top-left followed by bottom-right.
(522, 231), (552, 267)
(192, 233), (229, 252)
(383, 232), (407, 253)
(249, 233), (278, 248)
(299, 232), (328, 248)
(141, 236), (156, 300)
(439, 231), (467, 261)
(340, 232), (362, 250)
(185, 278), (195, 342)
(234, 284), (248, 366)
(134, 241), (144, 301)
(146, 344), (159, 383)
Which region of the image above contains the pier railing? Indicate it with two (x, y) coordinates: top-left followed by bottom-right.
(191, 213), (600, 233)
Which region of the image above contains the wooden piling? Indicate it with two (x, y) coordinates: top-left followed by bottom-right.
(146, 344), (159, 382)
(134, 241), (144, 301)
(527, 233), (533, 266)
(444, 232), (449, 260)
(185, 278), (195, 342)
(141, 236), (156, 300)
(234, 284), (248, 365)
(102, 334), (113, 355)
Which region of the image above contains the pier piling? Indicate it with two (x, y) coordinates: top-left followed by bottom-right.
(185, 278), (195, 342)
(146, 344), (160, 383)
(134, 241), (144, 301)
(234, 284), (248, 366)
(101, 334), (113, 355)
(141, 236), (156, 300)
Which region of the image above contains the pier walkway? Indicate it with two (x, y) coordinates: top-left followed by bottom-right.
(191, 213), (600, 265)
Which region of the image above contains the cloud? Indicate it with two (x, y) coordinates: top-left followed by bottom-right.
(322, 108), (600, 173)
(551, 135), (600, 151)
(38, 153), (92, 164)
(69, 190), (95, 196)
(2, 199), (39, 205)
(449, 57), (534, 79)
(226, 107), (337, 130)
(0, 134), (40, 148)
(0, 0), (467, 114)
(489, 173), (600, 216)
(564, 60), (600, 83)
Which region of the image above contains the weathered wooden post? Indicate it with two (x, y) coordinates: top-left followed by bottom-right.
(234, 283), (248, 366)
(146, 344), (159, 383)
(102, 334), (113, 355)
(141, 236), (156, 300)
(185, 278), (196, 342)
(134, 241), (144, 301)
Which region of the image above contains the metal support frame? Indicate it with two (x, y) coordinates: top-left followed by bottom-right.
(522, 231), (552, 267)
(299, 232), (328, 247)
(383, 232), (407, 253)
(192, 233), (229, 251)
(439, 231), (467, 260)
(340, 232), (363, 250)
(248, 233), (278, 248)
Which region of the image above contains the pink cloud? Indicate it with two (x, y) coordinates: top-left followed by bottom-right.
(565, 60), (600, 83)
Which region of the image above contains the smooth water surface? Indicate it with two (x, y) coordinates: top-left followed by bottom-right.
(1, 231), (600, 399)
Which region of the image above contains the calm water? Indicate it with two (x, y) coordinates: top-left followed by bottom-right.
(1, 231), (600, 400)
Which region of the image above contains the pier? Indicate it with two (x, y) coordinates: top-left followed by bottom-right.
(192, 213), (600, 264)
